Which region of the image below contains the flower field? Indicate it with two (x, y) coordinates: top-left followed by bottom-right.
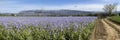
(0, 17), (96, 40)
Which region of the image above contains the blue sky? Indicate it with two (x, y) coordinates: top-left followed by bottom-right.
(0, 0), (120, 13)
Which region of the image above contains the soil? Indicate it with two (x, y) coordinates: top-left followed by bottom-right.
(90, 19), (120, 40)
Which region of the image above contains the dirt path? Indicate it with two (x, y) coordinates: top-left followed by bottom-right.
(102, 19), (119, 40)
(90, 19), (107, 40)
(90, 19), (120, 40)
(104, 19), (120, 32)
(104, 19), (120, 38)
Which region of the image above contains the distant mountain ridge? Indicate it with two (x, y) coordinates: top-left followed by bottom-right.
(18, 10), (97, 16)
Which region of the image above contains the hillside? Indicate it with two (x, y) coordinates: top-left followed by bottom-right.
(18, 10), (96, 16)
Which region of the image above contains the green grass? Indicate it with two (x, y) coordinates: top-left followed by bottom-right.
(0, 23), (94, 40)
(109, 16), (120, 23)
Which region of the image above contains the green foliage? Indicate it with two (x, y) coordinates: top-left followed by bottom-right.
(0, 23), (94, 40)
(109, 16), (120, 23)
(11, 14), (15, 16)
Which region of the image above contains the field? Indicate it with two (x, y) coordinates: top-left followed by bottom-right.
(0, 17), (97, 40)
(0, 17), (96, 27)
(109, 16), (120, 24)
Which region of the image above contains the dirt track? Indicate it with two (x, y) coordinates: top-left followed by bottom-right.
(90, 19), (120, 40)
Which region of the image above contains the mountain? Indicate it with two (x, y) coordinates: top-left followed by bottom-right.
(18, 10), (96, 16)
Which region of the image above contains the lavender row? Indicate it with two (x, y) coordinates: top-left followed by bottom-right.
(0, 17), (97, 28)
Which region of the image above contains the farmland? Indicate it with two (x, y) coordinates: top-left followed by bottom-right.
(109, 16), (120, 24)
(0, 17), (96, 27)
(0, 16), (96, 40)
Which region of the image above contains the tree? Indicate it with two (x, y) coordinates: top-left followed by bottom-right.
(11, 14), (16, 16)
(103, 3), (117, 16)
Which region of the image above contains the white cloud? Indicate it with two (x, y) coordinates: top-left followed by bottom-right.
(0, 0), (120, 13)
(38, 4), (105, 12)
(1, 4), (120, 13)
(117, 5), (120, 11)
(102, 0), (120, 3)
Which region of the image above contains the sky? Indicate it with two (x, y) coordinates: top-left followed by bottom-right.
(0, 0), (120, 13)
